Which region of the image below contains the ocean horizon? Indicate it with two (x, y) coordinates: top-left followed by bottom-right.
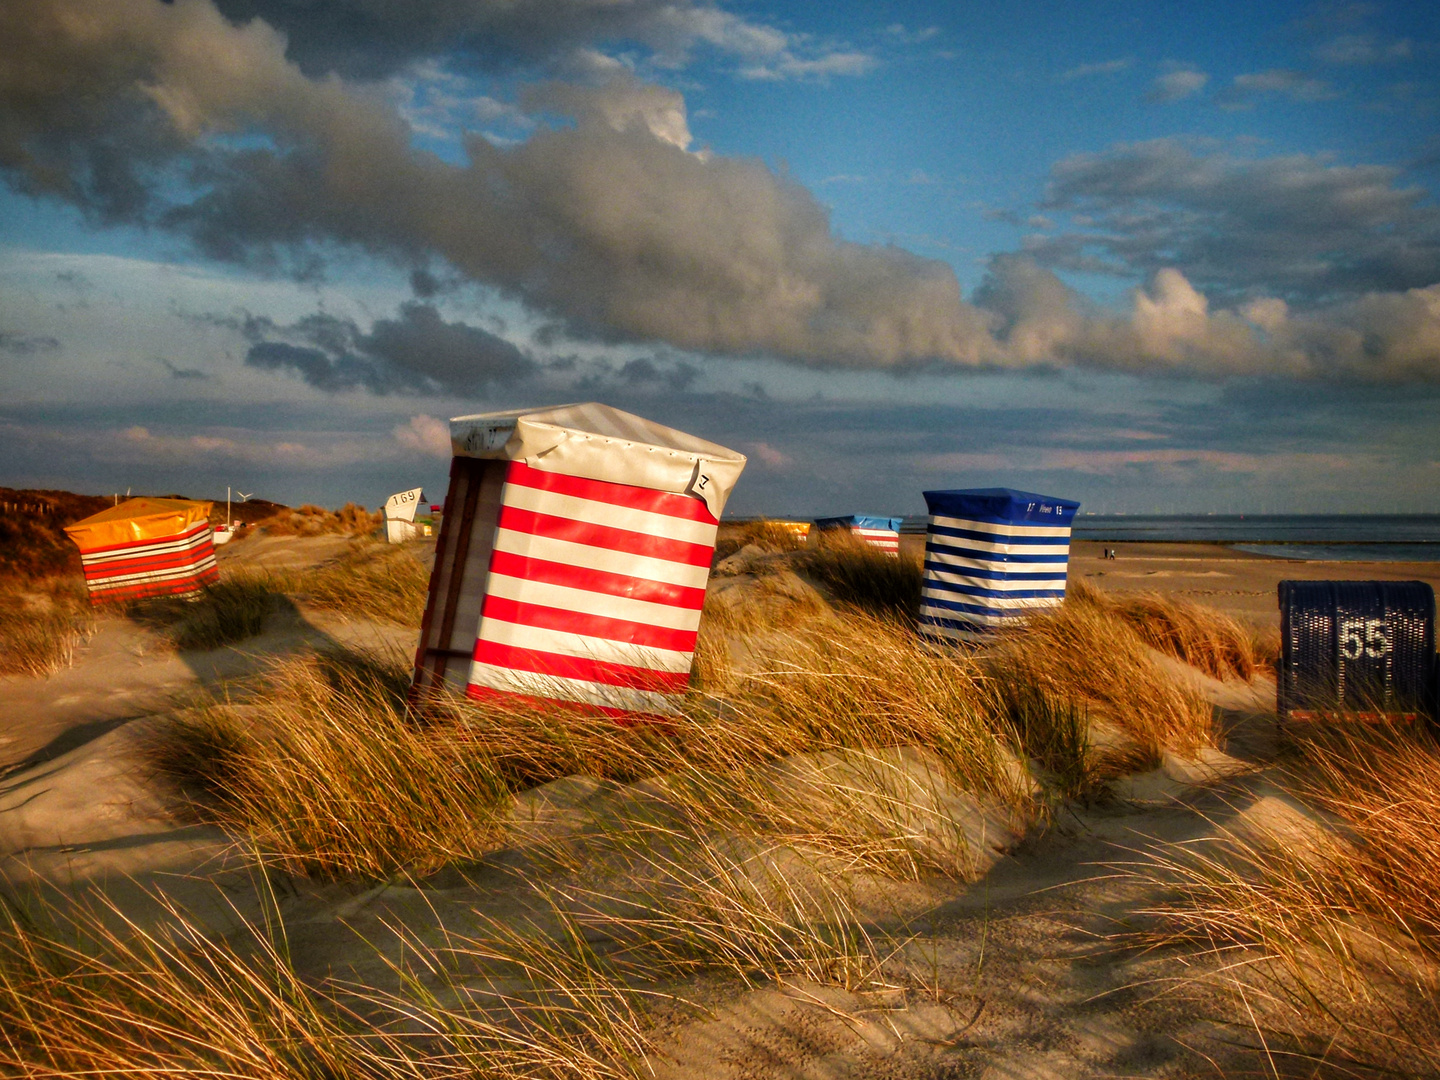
(734, 513), (1440, 562)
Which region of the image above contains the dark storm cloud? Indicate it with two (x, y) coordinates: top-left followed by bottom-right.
(242, 302), (534, 394)
(1033, 138), (1440, 302)
(208, 0), (793, 78)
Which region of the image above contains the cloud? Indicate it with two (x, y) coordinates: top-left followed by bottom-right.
(242, 302), (534, 394)
(1061, 58), (1131, 80)
(2, 0), (1438, 389)
(1147, 68), (1208, 103)
(158, 357), (211, 379)
(748, 441), (791, 468)
(916, 446), (1354, 476)
(392, 413), (451, 458)
(975, 254), (1440, 381)
(1219, 69), (1338, 109)
(114, 423), (368, 467)
(202, 0), (799, 79)
(1032, 138), (1440, 301)
(0, 1), (962, 372)
(1314, 34), (1413, 66)
(738, 51), (877, 82)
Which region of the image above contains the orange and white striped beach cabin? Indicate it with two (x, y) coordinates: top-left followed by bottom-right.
(64, 497), (219, 605)
(411, 404), (747, 719)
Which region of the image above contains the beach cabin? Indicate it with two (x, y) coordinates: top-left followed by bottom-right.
(812, 515), (904, 556)
(383, 487), (426, 543)
(1278, 580), (1436, 723)
(64, 497), (219, 605)
(411, 403), (747, 718)
(919, 488), (1079, 642)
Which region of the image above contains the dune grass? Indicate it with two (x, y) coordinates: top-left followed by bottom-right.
(1134, 720), (1440, 1076)
(1070, 579), (1268, 682)
(798, 532), (923, 620)
(0, 881), (665, 1080)
(0, 576), (93, 677)
(125, 571), (281, 652)
(986, 588), (1215, 763)
(279, 541), (430, 627)
(150, 651), (511, 879)
(712, 518), (810, 562)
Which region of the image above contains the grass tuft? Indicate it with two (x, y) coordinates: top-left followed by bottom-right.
(126, 571), (281, 652)
(1133, 720), (1440, 1075)
(0, 576), (93, 677)
(280, 541), (430, 627)
(1071, 579), (1268, 682)
(799, 532), (922, 620)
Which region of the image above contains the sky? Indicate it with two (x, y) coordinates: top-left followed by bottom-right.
(2, 0), (1438, 516)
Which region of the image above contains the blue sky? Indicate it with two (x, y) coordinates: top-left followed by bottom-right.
(1, 0), (1438, 515)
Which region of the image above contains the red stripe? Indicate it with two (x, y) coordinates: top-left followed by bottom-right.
(480, 595), (699, 653)
(462, 683), (667, 725)
(486, 550), (706, 609)
(83, 551), (216, 580)
(471, 640), (690, 693)
(505, 461), (716, 524)
(496, 505), (713, 567)
(73, 523), (214, 557)
(86, 570), (217, 604)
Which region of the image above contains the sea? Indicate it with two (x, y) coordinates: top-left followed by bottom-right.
(894, 514), (1440, 562)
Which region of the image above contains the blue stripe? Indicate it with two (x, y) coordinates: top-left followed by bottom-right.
(922, 559), (1067, 582)
(925, 541), (1071, 566)
(926, 524), (1069, 546)
(924, 581), (1067, 601)
(921, 596), (1045, 619)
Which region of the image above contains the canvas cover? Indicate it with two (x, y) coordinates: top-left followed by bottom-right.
(384, 487), (426, 543)
(414, 404), (746, 718)
(919, 488), (1079, 642)
(813, 515), (904, 555)
(64, 497), (218, 604)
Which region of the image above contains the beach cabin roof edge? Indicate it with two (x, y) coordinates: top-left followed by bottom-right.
(449, 402), (746, 519)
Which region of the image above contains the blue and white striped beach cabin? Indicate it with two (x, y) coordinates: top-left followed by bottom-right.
(919, 488), (1080, 642)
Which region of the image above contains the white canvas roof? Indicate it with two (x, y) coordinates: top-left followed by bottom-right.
(384, 487), (426, 522)
(449, 403), (746, 518)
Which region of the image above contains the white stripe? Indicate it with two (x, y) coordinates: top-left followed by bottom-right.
(503, 483), (719, 546)
(921, 588), (1065, 611)
(930, 515), (1072, 539)
(492, 529), (711, 590)
(467, 662), (681, 715)
(925, 535), (1071, 557)
(924, 569), (1068, 592)
(924, 551), (1071, 575)
(478, 618), (694, 673)
(87, 558), (217, 588)
(485, 574), (703, 632)
(79, 531), (212, 565)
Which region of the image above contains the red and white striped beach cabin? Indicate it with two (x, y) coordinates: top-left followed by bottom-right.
(412, 404), (747, 719)
(64, 497), (219, 605)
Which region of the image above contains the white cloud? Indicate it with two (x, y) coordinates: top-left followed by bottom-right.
(392, 414), (452, 459)
(1061, 58), (1132, 80)
(1148, 68), (1208, 103)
